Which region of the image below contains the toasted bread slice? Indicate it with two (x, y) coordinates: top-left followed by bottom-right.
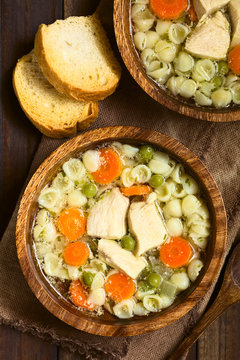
(34, 15), (121, 101)
(13, 51), (98, 138)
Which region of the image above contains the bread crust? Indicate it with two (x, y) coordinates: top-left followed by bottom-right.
(34, 15), (121, 102)
(13, 52), (99, 139)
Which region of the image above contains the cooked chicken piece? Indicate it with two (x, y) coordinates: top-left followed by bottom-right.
(87, 188), (129, 240)
(98, 239), (146, 279)
(229, 0), (240, 48)
(185, 12), (230, 60)
(128, 201), (168, 256)
(193, 0), (230, 20)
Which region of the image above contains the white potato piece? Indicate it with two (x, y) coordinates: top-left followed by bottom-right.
(82, 150), (100, 172)
(113, 299), (135, 319)
(88, 288), (106, 306)
(166, 218), (183, 237)
(182, 195), (201, 216)
(170, 272), (190, 291)
(131, 164), (151, 183)
(67, 189), (87, 208)
(63, 158), (86, 181)
(188, 259), (204, 281)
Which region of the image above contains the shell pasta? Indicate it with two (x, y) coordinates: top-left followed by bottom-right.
(32, 142), (210, 319)
(131, 0), (240, 108)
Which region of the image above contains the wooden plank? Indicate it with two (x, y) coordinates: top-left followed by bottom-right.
(0, 0), (63, 238)
(64, 0), (100, 17)
(58, 349), (85, 360)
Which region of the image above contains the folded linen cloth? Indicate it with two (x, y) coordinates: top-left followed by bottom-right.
(0, 1), (240, 359)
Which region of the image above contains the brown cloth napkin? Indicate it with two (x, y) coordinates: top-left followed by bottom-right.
(1, 1), (240, 359)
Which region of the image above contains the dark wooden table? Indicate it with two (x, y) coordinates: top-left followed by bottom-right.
(1, 1), (240, 359)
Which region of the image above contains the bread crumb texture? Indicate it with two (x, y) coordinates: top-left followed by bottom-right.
(13, 51), (98, 138)
(34, 15), (121, 101)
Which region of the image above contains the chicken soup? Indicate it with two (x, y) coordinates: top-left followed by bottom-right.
(131, 0), (240, 108)
(33, 142), (210, 318)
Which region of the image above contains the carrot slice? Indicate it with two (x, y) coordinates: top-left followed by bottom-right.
(57, 208), (86, 241)
(120, 185), (152, 197)
(188, 3), (198, 22)
(105, 273), (136, 302)
(63, 241), (89, 266)
(160, 237), (193, 268)
(92, 148), (122, 184)
(69, 280), (95, 310)
(149, 0), (188, 20)
(228, 45), (240, 75)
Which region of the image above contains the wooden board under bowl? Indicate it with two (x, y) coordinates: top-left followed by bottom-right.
(16, 126), (227, 336)
(113, 0), (240, 122)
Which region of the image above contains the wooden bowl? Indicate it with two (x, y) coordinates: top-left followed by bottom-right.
(16, 126), (227, 336)
(113, 0), (240, 122)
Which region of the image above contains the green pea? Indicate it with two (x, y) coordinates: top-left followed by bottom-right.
(218, 61), (229, 76)
(211, 76), (222, 90)
(139, 145), (154, 161)
(82, 183), (97, 198)
(147, 273), (162, 288)
(82, 271), (95, 286)
(149, 174), (164, 188)
(139, 281), (150, 292)
(121, 235), (136, 251)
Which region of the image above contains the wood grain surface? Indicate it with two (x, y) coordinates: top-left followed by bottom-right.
(113, 0), (240, 123)
(1, 0), (240, 359)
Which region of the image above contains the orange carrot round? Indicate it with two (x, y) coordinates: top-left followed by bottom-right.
(57, 208), (86, 241)
(63, 241), (89, 266)
(160, 237), (193, 268)
(188, 4), (198, 22)
(150, 0), (188, 20)
(69, 280), (95, 310)
(105, 273), (136, 302)
(92, 148), (122, 184)
(120, 185), (152, 197)
(228, 45), (240, 75)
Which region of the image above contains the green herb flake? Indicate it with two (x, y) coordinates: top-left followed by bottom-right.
(78, 266), (82, 272)
(185, 178), (191, 186)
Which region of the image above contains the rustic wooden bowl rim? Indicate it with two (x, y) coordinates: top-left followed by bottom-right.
(16, 126), (227, 336)
(113, 0), (240, 122)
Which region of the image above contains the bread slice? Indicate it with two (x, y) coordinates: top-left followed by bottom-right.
(13, 51), (98, 138)
(34, 15), (121, 102)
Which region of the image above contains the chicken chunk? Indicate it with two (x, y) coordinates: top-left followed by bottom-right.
(193, 0), (230, 20)
(185, 12), (230, 60)
(229, 0), (240, 48)
(87, 188), (129, 240)
(98, 239), (146, 279)
(128, 201), (168, 256)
